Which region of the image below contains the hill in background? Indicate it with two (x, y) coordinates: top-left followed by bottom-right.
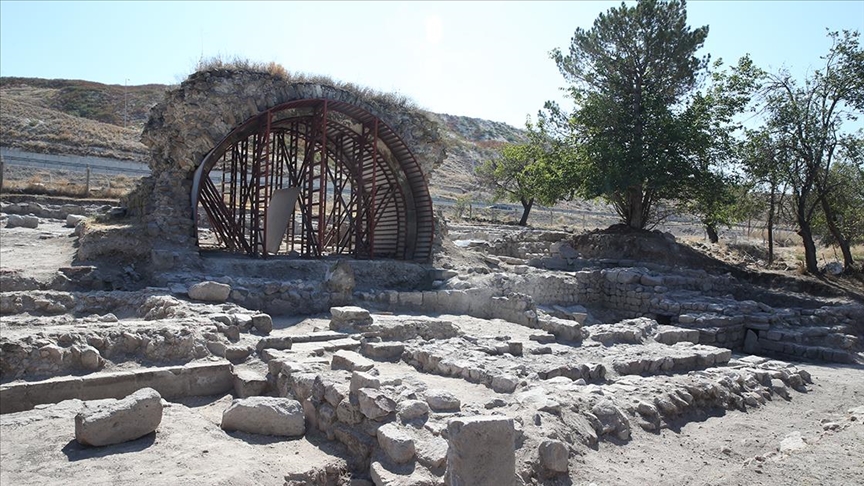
(0, 76), (525, 200)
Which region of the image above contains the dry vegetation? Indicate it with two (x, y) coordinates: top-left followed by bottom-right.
(0, 96), (147, 161)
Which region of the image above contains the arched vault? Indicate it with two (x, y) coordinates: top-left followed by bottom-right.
(191, 98), (434, 261)
(136, 69), (444, 263)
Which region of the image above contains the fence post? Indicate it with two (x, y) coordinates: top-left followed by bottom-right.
(0, 155), (4, 193)
(85, 166), (91, 194)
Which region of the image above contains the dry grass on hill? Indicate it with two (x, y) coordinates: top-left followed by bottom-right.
(1, 97), (147, 161)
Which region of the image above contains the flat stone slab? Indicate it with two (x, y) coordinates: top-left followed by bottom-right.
(75, 387), (163, 447)
(331, 350), (375, 372)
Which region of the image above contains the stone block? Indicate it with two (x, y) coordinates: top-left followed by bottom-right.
(377, 423), (416, 464)
(233, 367), (269, 398)
(75, 387), (163, 447)
(331, 350), (375, 372)
(361, 341), (405, 361)
(445, 416), (515, 486)
(221, 396), (305, 437)
(188, 281), (231, 302)
(357, 388), (397, 420)
(350, 371), (381, 393)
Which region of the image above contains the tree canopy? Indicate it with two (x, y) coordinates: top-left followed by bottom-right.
(547, 0), (725, 229)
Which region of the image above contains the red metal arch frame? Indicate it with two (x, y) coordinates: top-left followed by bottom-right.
(191, 99), (434, 261)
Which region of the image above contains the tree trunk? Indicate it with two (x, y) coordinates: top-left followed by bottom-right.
(798, 220), (819, 274)
(705, 224), (719, 244)
(626, 186), (645, 229)
(820, 197), (855, 271)
(767, 181), (776, 265)
(519, 198), (534, 227)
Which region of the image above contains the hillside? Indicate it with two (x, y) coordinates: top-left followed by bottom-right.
(0, 77), (523, 198)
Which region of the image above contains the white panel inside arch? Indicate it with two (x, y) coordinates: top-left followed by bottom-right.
(265, 187), (302, 254)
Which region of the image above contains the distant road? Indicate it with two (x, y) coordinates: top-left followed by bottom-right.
(0, 147), (151, 176)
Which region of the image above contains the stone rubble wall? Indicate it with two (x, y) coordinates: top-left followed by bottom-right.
(356, 265), (861, 364)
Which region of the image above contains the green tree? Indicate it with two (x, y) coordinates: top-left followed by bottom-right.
(549, 0), (719, 229)
(812, 135), (864, 258)
(740, 129), (791, 265)
(475, 141), (548, 226)
(760, 30), (864, 273)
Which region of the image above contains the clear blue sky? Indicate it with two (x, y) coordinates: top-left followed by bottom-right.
(1, 1), (862, 127)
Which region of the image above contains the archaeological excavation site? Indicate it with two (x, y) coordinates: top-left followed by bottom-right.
(2, 69), (863, 486)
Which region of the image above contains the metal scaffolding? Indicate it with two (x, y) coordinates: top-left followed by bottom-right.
(191, 99), (434, 261)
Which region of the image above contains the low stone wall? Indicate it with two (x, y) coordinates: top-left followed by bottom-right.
(0, 360), (232, 414)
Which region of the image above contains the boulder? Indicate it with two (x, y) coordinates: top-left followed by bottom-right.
(490, 374), (519, 393)
(397, 399), (430, 422)
(221, 397), (305, 437)
(188, 281), (231, 302)
(424, 389), (460, 412)
(251, 313), (273, 334)
(538, 439), (569, 474)
(75, 387), (163, 447)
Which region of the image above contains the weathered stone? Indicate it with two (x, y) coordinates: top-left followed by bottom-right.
(66, 214), (87, 227)
(75, 387), (163, 447)
(350, 371), (381, 393)
(591, 400), (631, 440)
(330, 306), (372, 324)
(233, 368), (269, 398)
(538, 439), (569, 474)
(490, 374), (519, 393)
(779, 431), (807, 452)
(326, 260), (356, 293)
(336, 400), (365, 425)
(6, 214), (39, 229)
(445, 416), (515, 486)
(331, 350), (375, 372)
(743, 329), (760, 354)
(221, 397), (305, 437)
(79, 345), (103, 371)
(377, 423), (416, 464)
(361, 341), (405, 360)
(188, 281), (231, 302)
(425, 389), (460, 412)
(225, 345), (252, 363)
(397, 399), (430, 421)
(416, 435), (448, 469)
(357, 388), (397, 420)
(324, 382), (349, 407)
(251, 313), (273, 334)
